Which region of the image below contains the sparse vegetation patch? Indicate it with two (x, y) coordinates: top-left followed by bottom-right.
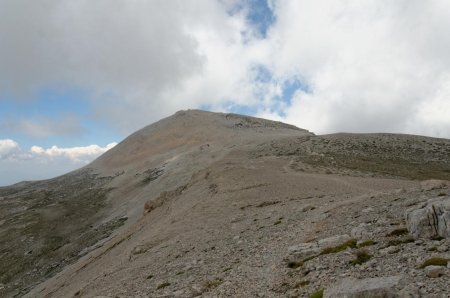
(287, 261), (303, 269)
(309, 288), (324, 298)
(295, 280), (310, 288)
(156, 282), (171, 289)
(204, 278), (223, 289)
(419, 257), (448, 269)
(386, 228), (408, 237)
(358, 240), (376, 247)
(320, 239), (357, 255)
(385, 238), (414, 247)
(351, 250), (372, 265)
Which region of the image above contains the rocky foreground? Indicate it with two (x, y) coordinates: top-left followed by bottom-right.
(1, 110), (450, 297)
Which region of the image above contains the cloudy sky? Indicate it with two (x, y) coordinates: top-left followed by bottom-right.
(1, 0), (450, 186)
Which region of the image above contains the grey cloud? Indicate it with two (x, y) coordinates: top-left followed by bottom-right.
(0, 0), (213, 132)
(0, 115), (85, 138)
(0, 1), (204, 96)
(259, 0), (450, 138)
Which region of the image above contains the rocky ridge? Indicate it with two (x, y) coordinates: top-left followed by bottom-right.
(0, 110), (449, 297)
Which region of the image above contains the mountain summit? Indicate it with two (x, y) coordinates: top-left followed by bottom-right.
(1, 110), (450, 297)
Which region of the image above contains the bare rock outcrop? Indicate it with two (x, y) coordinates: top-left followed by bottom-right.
(324, 276), (403, 298)
(405, 197), (450, 239)
(420, 180), (449, 191)
(286, 235), (351, 262)
(425, 266), (446, 278)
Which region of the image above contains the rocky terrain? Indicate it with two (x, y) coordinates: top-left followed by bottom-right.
(1, 110), (449, 297)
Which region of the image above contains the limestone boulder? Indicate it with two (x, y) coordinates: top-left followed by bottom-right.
(405, 198), (450, 239)
(286, 235), (351, 263)
(324, 276), (403, 298)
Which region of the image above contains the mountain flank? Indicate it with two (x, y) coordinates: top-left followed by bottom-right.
(0, 110), (449, 297)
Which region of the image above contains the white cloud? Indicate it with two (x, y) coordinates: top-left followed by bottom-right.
(0, 139), (117, 185)
(0, 139), (20, 159)
(0, 139), (117, 164)
(30, 142), (117, 163)
(256, 0), (450, 137)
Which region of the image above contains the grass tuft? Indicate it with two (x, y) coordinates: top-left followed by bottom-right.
(386, 228), (408, 237)
(295, 280), (310, 288)
(419, 257), (448, 269)
(287, 261), (303, 269)
(320, 239), (357, 255)
(156, 282), (171, 290)
(204, 278), (223, 289)
(351, 250), (372, 265)
(309, 289), (324, 298)
(358, 240), (376, 247)
(385, 237), (414, 247)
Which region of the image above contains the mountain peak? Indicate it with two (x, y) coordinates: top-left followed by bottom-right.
(4, 111), (450, 297)
(90, 110), (312, 172)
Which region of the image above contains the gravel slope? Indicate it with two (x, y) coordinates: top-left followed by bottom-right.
(1, 110), (449, 297)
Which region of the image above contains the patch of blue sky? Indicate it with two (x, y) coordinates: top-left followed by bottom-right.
(225, 0), (275, 38)
(252, 64), (310, 117)
(246, 0), (275, 37)
(0, 88), (122, 149)
(224, 103), (257, 116)
(201, 64), (310, 118)
(0, 88), (90, 123)
(199, 102), (257, 117)
(253, 64), (272, 83)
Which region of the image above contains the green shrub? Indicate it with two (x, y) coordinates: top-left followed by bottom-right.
(302, 255), (317, 262)
(358, 240), (376, 247)
(309, 288), (324, 298)
(287, 261), (303, 269)
(385, 237), (414, 247)
(157, 282), (171, 289)
(419, 257), (448, 269)
(431, 236), (445, 241)
(204, 278), (223, 289)
(386, 228), (408, 237)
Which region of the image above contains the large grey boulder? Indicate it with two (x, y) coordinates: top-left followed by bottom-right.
(287, 242), (320, 260)
(324, 276), (403, 298)
(424, 265), (446, 278)
(405, 197), (450, 239)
